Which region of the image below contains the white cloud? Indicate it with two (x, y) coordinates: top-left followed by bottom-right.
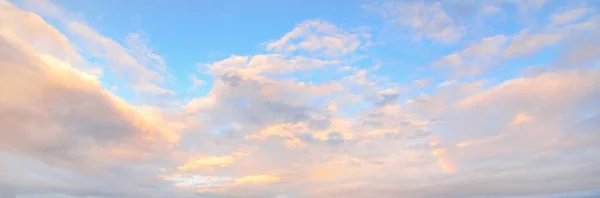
(503, 0), (548, 12)
(410, 78), (431, 88)
(65, 21), (172, 95)
(432, 35), (508, 76)
(125, 32), (172, 80)
(189, 74), (205, 89)
(432, 11), (600, 77)
(503, 29), (562, 57)
(552, 8), (591, 25)
(16, 0), (172, 95)
(482, 4), (502, 15)
(266, 20), (370, 57)
(367, 1), (464, 43)
(204, 54), (339, 76)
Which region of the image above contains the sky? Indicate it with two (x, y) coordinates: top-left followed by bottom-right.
(1, 0), (600, 197)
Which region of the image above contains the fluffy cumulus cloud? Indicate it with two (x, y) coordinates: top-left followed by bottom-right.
(2, 0), (600, 198)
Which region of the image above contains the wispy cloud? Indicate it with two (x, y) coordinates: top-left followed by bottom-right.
(366, 1), (464, 43)
(16, 0), (173, 95)
(266, 20), (371, 57)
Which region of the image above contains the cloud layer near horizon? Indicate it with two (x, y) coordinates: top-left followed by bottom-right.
(1, 0), (600, 198)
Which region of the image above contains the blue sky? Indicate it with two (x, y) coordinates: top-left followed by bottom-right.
(1, 0), (600, 197)
(49, 0), (380, 100)
(25, 0), (577, 101)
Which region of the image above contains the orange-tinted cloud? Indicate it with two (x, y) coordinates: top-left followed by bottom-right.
(0, 30), (180, 171)
(234, 174), (281, 184)
(178, 156), (236, 171)
(511, 112), (533, 125)
(432, 148), (455, 173)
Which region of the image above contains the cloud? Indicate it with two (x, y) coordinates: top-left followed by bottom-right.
(265, 20), (370, 57)
(553, 17), (600, 70)
(366, 88), (402, 106)
(432, 10), (600, 77)
(458, 70), (600, 109)
(125, 32), (173, 80)
(0, 29), (182, 197)
(432, 35), (508, 76)
(3, 0), (600, 197)
(234, 175), (280, 184)
(410, 78), (432, 88)
(504, 0), (548, 11)
(440, 69), (600, 164)
(189, 74), (205, 89)
(503, 29), (562, 57)
(367, 1), (464, 43)
(504, 7), (599, 60)
(203, 54), (340, 76)
(65, 21), (172, 95)
(431, 148), (455, 173)
(17, 0), (172, 95)
(177, 156), (236, 171)
(510, 112), (534, 125)
(311, 67), (600, 198)
(0, 1), (92, 74)
(552, 7), (591, 25)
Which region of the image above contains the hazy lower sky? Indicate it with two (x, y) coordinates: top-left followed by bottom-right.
(1, 0), (600, 197)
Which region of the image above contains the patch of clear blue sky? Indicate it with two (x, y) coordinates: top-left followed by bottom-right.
(30, 0), (596, 105)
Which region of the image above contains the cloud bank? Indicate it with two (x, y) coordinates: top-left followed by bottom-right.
(1, 0), (600, 198)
